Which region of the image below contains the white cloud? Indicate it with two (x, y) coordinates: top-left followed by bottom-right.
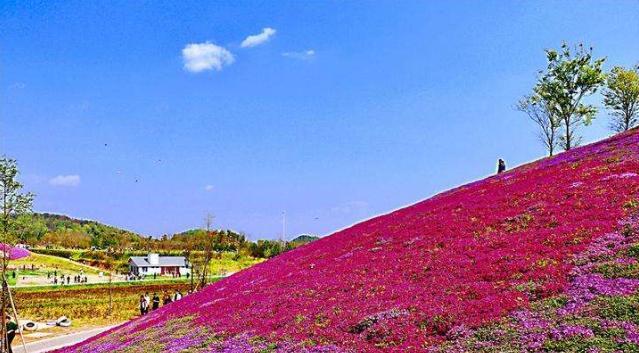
(282, 49), (315, 60)
(204, 185), (214, 192)
(241, 27), (276, 48)
(182, 42), (235, 73)
(49, 175), (81, 187)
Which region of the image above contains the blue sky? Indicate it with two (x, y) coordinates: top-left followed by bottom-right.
(1, 1), (638, 239)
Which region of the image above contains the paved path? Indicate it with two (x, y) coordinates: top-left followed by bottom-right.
(15, 325), (120, 353)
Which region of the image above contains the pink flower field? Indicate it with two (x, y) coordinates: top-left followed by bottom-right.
(1, 244), (30, 260)
(58, 129), (639, 352)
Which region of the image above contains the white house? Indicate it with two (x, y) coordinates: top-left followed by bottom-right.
(129, 253), (190, 277)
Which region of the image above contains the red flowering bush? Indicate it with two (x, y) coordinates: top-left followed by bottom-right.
(59, 129), (639, 352)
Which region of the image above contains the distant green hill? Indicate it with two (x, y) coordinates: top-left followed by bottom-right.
(15, 212), (142, 249)
(289, 234), (319, 245)
(36, 213), (140, 235)
(17, 213), (318, 260)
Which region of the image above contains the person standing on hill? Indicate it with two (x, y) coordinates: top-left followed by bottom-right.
(163, 291), (172, 306)
(497, 159), (506, 174)
(152, 293), (160, 310)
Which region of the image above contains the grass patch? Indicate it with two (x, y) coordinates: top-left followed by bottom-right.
(13, 280), (218, 327)
(10, 252), (102, 275)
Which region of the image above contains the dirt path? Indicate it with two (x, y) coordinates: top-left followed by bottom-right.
(14, 324), (120, 353)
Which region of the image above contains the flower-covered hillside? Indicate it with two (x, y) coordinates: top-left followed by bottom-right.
(59, 129), (639, 353)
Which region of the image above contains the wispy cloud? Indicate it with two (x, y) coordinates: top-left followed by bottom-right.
(282, 49), (315, 61)
(204, 185), (214, 192)
(182, 42), (235, 73)
(49, 175), (81, 187)
(241, 27), (276, 48)
(331, 201), (368, 214)
(8, 82), (26, 90)
(68, 100), (90, 115)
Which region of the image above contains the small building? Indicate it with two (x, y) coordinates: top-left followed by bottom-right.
(129, 253), (190, 277)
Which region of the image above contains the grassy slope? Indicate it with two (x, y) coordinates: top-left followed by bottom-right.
(207, 251), (264, 275)
(11, 253), (103, 275)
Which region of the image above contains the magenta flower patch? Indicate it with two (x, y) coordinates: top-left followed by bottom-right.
(56, 129), (639, 352)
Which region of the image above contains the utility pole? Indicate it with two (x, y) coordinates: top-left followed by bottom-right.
(281, 211), (286, 242)
(200, 213), (215, 288)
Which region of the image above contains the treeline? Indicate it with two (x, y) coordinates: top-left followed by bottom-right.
(17, 213), (318, 259)
(12, 213), (140, 250)
(519, 43), (639, 156)
(146, 229), (318, 259)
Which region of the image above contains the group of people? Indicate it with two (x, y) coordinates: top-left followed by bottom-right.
(168, 271), (187, 279)
(126, 273), (145, 281)
(48, 270), (88, 285)
(127, 271), (190, 281)
(138, 290), (184, 315)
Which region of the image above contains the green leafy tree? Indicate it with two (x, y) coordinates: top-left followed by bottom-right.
(534, 43), (606, 150)
(517, 95), (561, 156)
(0, 157), (33, 353)
(11, 214), (47, 245)
(603, 65), (639, 132)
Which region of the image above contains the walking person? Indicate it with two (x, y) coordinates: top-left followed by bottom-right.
(173, 290), (182, 301)
(152, 293), (160, 310)
(139, 295), (147, 316)
(162, 291), (172, 306)
(144, 292), (151, 314)
(6, 315), (17, 353)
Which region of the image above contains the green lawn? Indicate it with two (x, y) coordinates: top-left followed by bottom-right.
(11, 253), (102, 275)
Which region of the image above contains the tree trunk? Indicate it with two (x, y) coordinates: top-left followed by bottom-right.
(564, 116), (571, 151)
(108, 273), (113, 316)
(1, 264), (7, 353)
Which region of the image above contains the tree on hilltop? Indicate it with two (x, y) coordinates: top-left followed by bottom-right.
(517, 95), (561, 156)
(534, 43), (606, 150)
(603, 65), (639, 132)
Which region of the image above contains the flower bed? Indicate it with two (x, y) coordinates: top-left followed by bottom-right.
(429, 213), (639, 352)
(1, 244), (30, 260)
(58, 129), (639, 352)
